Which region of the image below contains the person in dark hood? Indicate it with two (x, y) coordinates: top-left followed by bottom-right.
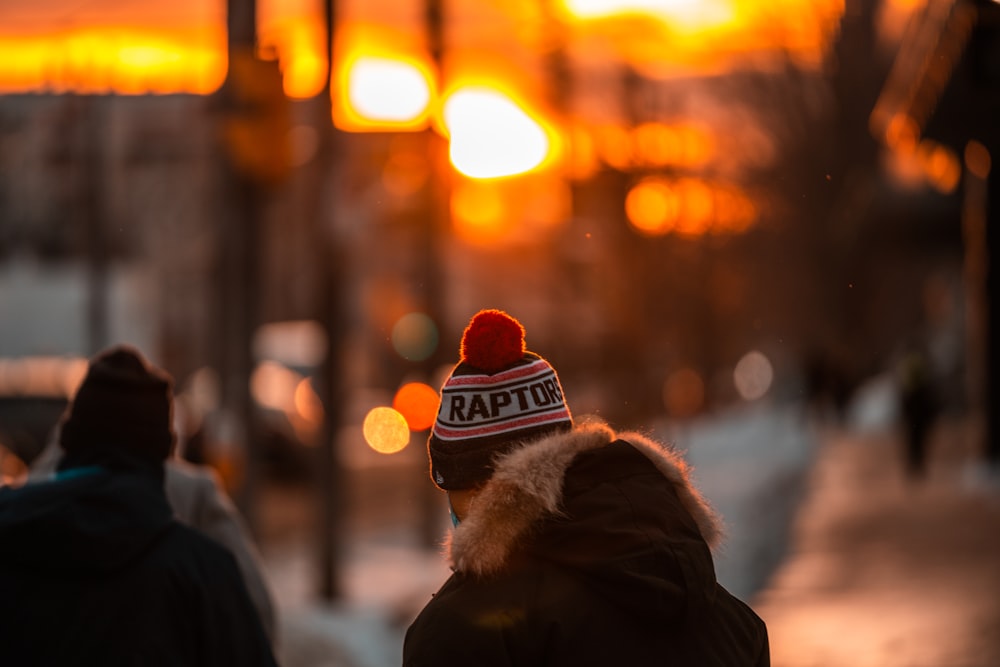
(0, 345), (277, 667)
(403, 310), (770, 666)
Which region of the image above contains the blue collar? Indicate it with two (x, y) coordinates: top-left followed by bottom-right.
(53, 465), (104, 481)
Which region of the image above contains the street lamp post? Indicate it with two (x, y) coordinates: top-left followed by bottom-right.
(315, 0), (348, 603)
(217, 0), (264, 531)
(416, 0), (451, 549)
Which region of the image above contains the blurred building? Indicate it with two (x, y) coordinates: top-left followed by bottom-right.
(0, 0), (986, 436)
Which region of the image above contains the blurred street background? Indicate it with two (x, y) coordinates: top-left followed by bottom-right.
(1, 0), (999, 665)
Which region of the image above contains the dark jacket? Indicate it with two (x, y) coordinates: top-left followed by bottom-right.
(404, 422), (769, 666)
(0, 457), (277, 667)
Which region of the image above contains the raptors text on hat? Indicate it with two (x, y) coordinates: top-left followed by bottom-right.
(427, 308), (573, 490)
(434, 359), (570, 440)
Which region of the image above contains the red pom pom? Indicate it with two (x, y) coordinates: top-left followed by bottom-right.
(460, 309), (526, 372)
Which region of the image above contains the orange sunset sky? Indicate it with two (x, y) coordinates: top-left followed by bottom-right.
(0, 0), (854, 97)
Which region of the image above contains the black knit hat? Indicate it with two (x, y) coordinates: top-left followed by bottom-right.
(60, 345), (176, 462)
(428, 309), (572, 490)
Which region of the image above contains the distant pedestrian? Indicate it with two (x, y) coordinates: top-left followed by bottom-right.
(0, 345), (277, 666)
(896, 338), (940, 479)
(403, 309), (769, 666)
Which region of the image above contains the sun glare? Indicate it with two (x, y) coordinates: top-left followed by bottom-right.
(561, 0), (843, 74)
(332, 25), (435, 132)
(0, 0), (843, 94)
(444, 87), (554, 179)
(0, 29), (225, 94)
(564, 0), (726, 24)
(348, 57), (433, 124)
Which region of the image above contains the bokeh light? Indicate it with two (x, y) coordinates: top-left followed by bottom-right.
(632, 122), (680, 168)
(391, 313), (439, 362)
(444, 87), (553, 179)
(0, 356), (88, 397)
(563, 0), (725, 23)
(568, 125), (601, 179)
(294, 378), (324, 428)
(673, 177), (715, 237)
(596, 124), (633, 170)
(251, 360), (302, 413)
(362, 406), (410, 454)
(248, 361), (324, 443)
(392, 382), (440, 431)
(733, 350), (774, 401)
(882, 112), (920, 152)
(257, 1), (326, 98)
(254, 319), (328, 368)
(916, 140), (960, 194)
(627, 177), (755, 237)
(333, 26), (436, 132)
(348, 57), (433, 123)
(964, 141), (992, 180)
(712, 185), (757, 233)
(630, 122), (715, 169)
(626, 178), (679, 235)
(0, 29), (225, 95)
(560, 0), (843, 76)
(451, 169), (571, 245)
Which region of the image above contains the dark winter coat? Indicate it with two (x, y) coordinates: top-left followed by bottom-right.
(0, 457), (277, 667)
(403, 422), (770, 666)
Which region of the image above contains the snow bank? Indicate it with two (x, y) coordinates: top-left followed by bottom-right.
(655, 402), (819, 599)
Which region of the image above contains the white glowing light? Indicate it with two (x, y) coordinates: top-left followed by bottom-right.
(733, 350), (773, 401)
(348, 57), (431, 123)
(567, 0), (697, 15)
(563, 0), (731, 25)
(444, 87), (550, 179)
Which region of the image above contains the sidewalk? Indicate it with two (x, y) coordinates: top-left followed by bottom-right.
(751, 419), (1000, 667)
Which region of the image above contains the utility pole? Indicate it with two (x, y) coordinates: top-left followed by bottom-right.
(83, 96), (110, 356)
(416, 0), (451, 549)
(316, 0), (347, 602)
(975, 0), (1000, 473)
(217, 0), (264, 530)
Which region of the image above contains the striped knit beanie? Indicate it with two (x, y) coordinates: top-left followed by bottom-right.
(427, 309), (573, 490)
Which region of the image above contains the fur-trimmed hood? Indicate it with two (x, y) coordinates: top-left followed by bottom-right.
(447, 420), (723, 577)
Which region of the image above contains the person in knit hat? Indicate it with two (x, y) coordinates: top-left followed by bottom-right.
(404, 309), (770, 666)
(0, 345), (277, 667)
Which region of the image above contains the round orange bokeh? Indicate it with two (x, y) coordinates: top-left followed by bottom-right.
(393, 382), (440, 432)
